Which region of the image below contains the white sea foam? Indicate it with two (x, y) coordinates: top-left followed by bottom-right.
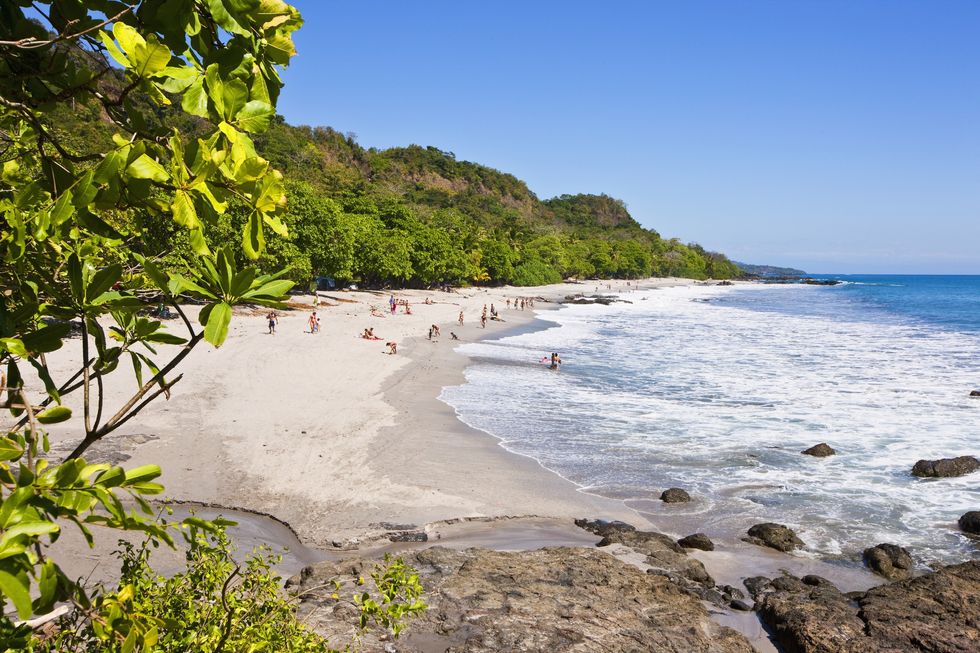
(440, 284), (980, 564)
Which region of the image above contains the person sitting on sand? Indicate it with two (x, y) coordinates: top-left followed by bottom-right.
(425, 297), (433, 305)
(386, 341), (397, 355)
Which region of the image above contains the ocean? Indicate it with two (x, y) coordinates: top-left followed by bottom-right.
(440, 276), (980, 565)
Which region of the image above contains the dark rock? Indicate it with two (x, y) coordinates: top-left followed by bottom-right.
(801, 443), (836, 457)
(744, 523), (805, 552)
(677, 533), (714, 551)
(721, 585), (745, 600)
(573, 518), (636, 538)
(863, 543), (914, 580)
(376, 521), (418, 531)
(743, 576), (772, 598)
(911, 455), (980, 478)
(388, 531), (428, 542)
(959, 511), (980, 535)
(730, 599), (753, 612)
(594, 527), (714, 586)
(288, 546), (755, 652)
(660, 487), (691, 503)
(755, 561), (980, 653)
(970, 390), (980, 397)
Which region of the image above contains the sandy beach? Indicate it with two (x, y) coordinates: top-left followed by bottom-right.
(36, 278), (688, 550)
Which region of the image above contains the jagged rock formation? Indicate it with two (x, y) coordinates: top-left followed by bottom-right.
(746, 561), (980, 653)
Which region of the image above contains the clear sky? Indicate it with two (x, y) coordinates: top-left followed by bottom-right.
(277, 1), (979, 274)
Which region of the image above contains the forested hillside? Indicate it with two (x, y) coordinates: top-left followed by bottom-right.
(44, 88), (742, 287)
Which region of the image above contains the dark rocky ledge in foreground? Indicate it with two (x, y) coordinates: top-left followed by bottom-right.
(748, 561), (980, 653)
(287, 518), (980, 652)
(289, 545), (754, 652)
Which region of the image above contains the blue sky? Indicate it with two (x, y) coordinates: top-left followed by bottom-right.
(277, 1), (979, 274)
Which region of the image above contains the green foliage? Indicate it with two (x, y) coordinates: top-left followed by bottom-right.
(37, 523), (425, 652)
(0, 0), (306, 642)
(354, 554), (427, 639)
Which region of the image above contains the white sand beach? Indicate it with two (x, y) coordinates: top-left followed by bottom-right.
(34, 278), (691, 549)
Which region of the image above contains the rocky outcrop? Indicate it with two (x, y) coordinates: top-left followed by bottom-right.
(862, 543), (914, 580)
(747, 561), (980, 653)
(911, 455), (979, 478)
(678, 533), (714, 551)
(660, 487), (691, 503)
(959, 511), (980, 535)
(801, 443), (836, 457)
(576, 518), (714, 587)
(744, 523), (805, 552)
(288, 546), (755, 653)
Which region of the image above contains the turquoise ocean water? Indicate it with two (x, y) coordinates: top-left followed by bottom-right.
(441, 276), (980, 565)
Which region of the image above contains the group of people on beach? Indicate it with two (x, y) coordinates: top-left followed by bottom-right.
(506, 297), (535, 311)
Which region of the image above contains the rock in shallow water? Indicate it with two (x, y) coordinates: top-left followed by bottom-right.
(677, 533), (715, 551)
(910, 455), (979, 478)
(970, 390), (980, 397)
(862, 543), (914, 580)
(801, 443), (836, 457)
(288, 546), (755, 652)
(959, 511), (980, 535)
(753, 561), (980, 653)
(660, 487), (691, 503)
(744, 523), (805, 552)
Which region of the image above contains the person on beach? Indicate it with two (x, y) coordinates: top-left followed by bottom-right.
(506, 298), (511, 309)
(267, 311), (278, 335)
(404, 301), (412, 315)
(550, 352), (561, 370)
(432, 324), (441, 337)
(490, 303), (496, 317)
(308, 311), (320, 333)
(458, 311), (464, 326)
(386, 341), (397, 355)
(481, 312), (487, 328)
(389, 295), (397, 315)
(450, 332), (459, 340)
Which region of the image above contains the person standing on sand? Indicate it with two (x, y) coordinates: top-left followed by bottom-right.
(389, 295), (396, 315)
(308, 311), (319, 333)
(458, 311), (464, 326)
(506, 298), (511, 309)
(267, 311), (278, 335)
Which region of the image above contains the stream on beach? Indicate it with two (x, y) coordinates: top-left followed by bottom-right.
(441, 276), (980, 568)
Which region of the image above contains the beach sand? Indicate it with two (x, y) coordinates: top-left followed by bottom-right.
(35, 279), (682, 550)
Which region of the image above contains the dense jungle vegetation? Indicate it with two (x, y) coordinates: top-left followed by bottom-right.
(45, 86), (742, 287)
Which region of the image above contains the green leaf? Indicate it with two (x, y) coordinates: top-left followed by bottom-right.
(202, 302), (232, 347)
(0, 438), (24, 462)
(36, 405), (72, 424)
(127, 154), (170, 183)
(188, 228), (210, 256)
(87, 264), (122, 302)
(235, 100), (275, 133)
(130, 34), (171, 77)
(94, 466), (126, 488)
(243, 210), (264, 259)
(98, 29), (129, 67)
(182, 77), (209, 118)
(0, 568), (32, 620)
(171, 190), (201, 229)
(220, 78), (249, 121)
(124, 464), (162, 484)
